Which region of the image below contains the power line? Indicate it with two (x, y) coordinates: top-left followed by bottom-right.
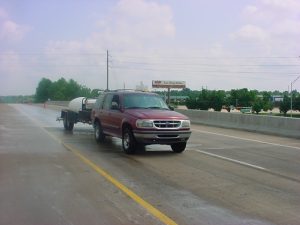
(1, 51), (299, 80)
(112, 67), (299, 79)
(109, 53), (300, 60)
(110, 65), (299, 75)
(110, 60), (300, 67)
(0, 52), (107, 56)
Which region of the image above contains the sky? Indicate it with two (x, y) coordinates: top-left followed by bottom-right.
(0, 0), (300, 95)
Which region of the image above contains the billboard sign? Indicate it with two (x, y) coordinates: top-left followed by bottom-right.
(152, 80), (186, 88)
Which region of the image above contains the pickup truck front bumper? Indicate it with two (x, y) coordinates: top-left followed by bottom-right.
(133, 130), (191, 144)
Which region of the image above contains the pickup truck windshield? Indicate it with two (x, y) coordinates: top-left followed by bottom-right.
(124, 94), (169, 110)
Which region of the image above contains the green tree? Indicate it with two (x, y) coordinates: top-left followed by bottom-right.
(49, 78), (68, 100)
(35, 78), (52, 102)
(90, 89), (102, 98)
(36, 77), (91, 102)
(197, 89), (210, 110)
(262, 102), (273, 112)
(186, 97), (199, 109)
(186, 90), (226, 111)
(66, 79), (81, 100)
(228, 88), (257, 107)
(294, 95), (300, 111)
(223, 94), (232, 112)
(252, 98), (263, 114)
(260, 91), (274, 112)
(279, 95), (290, 116)
(78, 85), (92, 98)
(209, 90), (225, 111)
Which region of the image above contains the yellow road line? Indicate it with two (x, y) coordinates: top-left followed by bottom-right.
(62, 142), (178, 225)
(17, 105), (177, 224)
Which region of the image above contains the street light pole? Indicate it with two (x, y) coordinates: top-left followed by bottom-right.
(106, 50), (109, 91)
(290, 75), (300, 117)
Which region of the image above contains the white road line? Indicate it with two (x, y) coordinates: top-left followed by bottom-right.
(192, 129), (300, 150)
(194, 149), (267, 171)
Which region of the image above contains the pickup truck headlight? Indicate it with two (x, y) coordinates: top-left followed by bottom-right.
(181, 120), (190, 128)
(136, 119), (154, 128)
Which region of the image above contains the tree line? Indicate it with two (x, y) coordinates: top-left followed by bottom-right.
(180, 88), (300, 115)
(35, 77), (100, 102)
(34, 78), (300, 115)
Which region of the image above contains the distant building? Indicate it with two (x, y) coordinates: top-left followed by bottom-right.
(136, 81), (148, 91)
(161, 95), (188, 104)
(272, 95), (283, 102)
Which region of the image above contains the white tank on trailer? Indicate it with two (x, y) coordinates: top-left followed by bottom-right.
(68, 97), (96, 113)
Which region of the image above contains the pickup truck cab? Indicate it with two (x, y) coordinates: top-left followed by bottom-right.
(91, 90), (191, 154)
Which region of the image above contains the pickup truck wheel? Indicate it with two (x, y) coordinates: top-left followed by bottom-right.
(171, 142), (186, 153)
(94, 121), (105, 143)
(122, 127), (136, 154)
(63, 118), (74, 131)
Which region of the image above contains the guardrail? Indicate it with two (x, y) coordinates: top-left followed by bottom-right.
(176, 109), (300, 139)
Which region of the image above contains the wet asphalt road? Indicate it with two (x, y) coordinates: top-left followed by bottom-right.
(0, 103), (300, 225)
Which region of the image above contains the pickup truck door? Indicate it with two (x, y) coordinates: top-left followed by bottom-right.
(102, 94), (122, 137)
(101, 94), (113, 132)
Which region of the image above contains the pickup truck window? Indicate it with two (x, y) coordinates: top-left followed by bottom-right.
(111, 95), (120, 110)
(103, 94), (113, 110)
(94, 94), (105, 109)
(124, 94), (169, 110)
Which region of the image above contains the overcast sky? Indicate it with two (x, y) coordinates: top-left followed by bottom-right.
(0, 0), (300, 95)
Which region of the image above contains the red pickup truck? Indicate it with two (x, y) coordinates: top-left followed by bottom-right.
(91, 90), (191, 154)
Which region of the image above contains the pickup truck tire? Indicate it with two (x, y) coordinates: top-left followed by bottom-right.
(63, 117), (74, 131)
(171, 142), (186, 153)
(122, 127), (136, 154)
(94, 121), (105, 143)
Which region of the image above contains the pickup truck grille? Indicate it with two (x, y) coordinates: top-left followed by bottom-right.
(153, 120), (181, 128)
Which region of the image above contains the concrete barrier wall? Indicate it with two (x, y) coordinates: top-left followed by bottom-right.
(46, 101), (69, 107)
(45, 100), (299, 138)
(176, 109), (300, 139)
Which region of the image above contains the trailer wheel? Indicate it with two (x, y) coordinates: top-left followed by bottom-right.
(94, 121), (105, 143)
(63, 117), (74, 131)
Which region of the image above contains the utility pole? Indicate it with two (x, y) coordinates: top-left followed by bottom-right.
(106, 50), (109, 91)
(290, 75), (300, 117)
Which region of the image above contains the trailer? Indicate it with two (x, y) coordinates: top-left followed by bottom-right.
(57, 97), (96, 131)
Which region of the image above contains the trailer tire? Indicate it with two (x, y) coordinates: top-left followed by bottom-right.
(63, 117), (74, 131)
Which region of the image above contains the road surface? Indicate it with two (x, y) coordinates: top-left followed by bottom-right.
(0, 104), (299, 225)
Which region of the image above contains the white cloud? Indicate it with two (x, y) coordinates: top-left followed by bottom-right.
(113, 0), (175, 39)
(0, 20), (30, 41)
(0, 7), (30, 42)
(230, 24), (268, 41)
(270, 19), (300, 37)
(233, 0), (300, 56)
(86, 0), (175, 51)
(45, 0), (175, 54)
(261, 0), (300, 13)
(40, 0), (176, 90)
(243, 5), (258, 16)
